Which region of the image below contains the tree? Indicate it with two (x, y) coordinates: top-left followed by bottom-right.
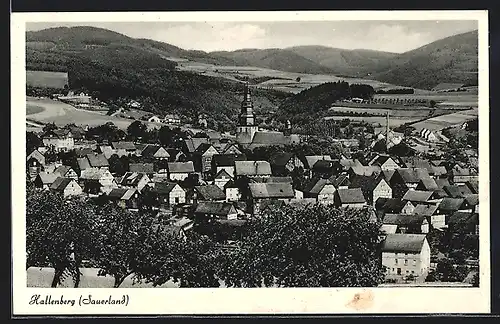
(219, 204), (385, 287)
(26, 190), (97, 287)
(133, 230), (222, 288)
(108, 154), (128, 176)
(26, 132), (42, 154)
(127, 120), (148, 141)
(93, 203), (145, 288)
(42, 122), (58, 132)
(296, 77), (301, 82)
(429, 100), (437, 108)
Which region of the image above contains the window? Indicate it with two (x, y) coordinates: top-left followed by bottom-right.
(175, 197), (179, 204)
(411, 271), (415, 274)
(413, 259), (417, 266)
(404, 259), (408, 266)
(406, 270), (409, 274)
(395, 259), (398, 265)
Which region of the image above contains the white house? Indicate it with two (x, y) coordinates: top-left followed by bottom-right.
(50, 177), (83, 198)
(167, 162), (195, 181)
(148, 116), (162, 123)
(381, 233), (431, 281)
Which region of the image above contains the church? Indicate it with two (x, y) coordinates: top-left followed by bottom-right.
(236, 82), (300, 149)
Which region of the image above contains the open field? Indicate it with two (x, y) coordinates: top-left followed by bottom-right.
(26, 104), (45, 115)
(374, 92), (478, 108)
(176, 60), (397, 94)
(411, 108), (478, 131)
(26, 70), (68, 89)
(328, 106), (456, 118)
(26, 97), (205, 133)
(323, 116), (420, 127)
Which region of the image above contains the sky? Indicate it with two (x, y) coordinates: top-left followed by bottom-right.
(26, 20), (478, 53)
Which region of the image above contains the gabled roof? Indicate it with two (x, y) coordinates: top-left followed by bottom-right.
(50, 177), (74, 191)
(194, 201), (235, 216)
(370, 155), (400, 167)
(269, 152), (294, 167)
(36, 172), (59, 185)
(400, 157), (434, 174)
(383, 214), (427, 226)
(329, 173), (350, 188)
(435, 178), (451, 189)
(464, 194), (479, 206)
(212, 154), (247, 167)
(261, 176), (293, 183)
(152, 182), (181, 194)
(439, 197), (465, 212)
(86, 153), (109, 168)
(194, 143), (218, 155)
(381, 234), (427, 253)
(413, 204), (439, 216)
(77, 157), (91, 171)
(43, 128), (71, 139)
(402, 190), (433, 203)
(260, 199), (287, 213)
(184, 138), (209, 153)
(75, 147), (94, 157)
(214, 169), (232, 180)
(98, 146), (116, 160)
(194, 185), (226, 200)
(458, 185), (473, 196)
(235, 161), (272, 176)
(336, 188), (366, 204)
(79, 168), (112, 180)
(305, 155), (332, 169)
(141, 145), (170, 158)
(451, 165), (474, 177)
(221, 143), (242, 154)
(129, 163), (155, 174)
(120, 172), (149, 186)
(448, 211), (478, 225)
(348, 174), (380, 193)
(350, 165), (381, 177)
(249, 131), (287, 146)
(108, 188), (137, 200)
(382, 170), (395, 182)
(27, 150), (45, 164)
(394, 168), (431, 184)
(443, 185), (464, 198)
(417, 177), (438, 191)
(375, 197), (410, 213)
(248, 183), (295, 199)
(465, 180), (479, 194)
(304, 177), (332, 194)
(431, 166), (447, 177)
(168, 161), (195, 173)
(339, 158), (362, 169)
(54, 165), (73, 177)
(312, 159), (338, 170)
(111, 141), (136, 151)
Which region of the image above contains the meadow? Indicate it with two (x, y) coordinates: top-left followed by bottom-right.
(411, 108), (478, 131)
(323, 115), (420, 127)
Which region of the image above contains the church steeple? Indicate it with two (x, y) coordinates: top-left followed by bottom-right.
(239, 81), (255, 126)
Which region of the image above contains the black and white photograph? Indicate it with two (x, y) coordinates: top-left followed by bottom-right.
(12, 10), (490, 314)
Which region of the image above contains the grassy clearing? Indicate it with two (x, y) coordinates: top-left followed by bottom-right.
(26, 104), (45, 115)
(411, 108), (478, 131)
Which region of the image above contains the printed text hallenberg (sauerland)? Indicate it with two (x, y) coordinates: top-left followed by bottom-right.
(29, 294), (129, 306)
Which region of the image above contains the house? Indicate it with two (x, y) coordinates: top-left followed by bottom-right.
(304, 155), (333, 170)
(27, 150), (45, 178)
(348, 165), (381, 178)
(248, 182), (295, 215)
(86, 153), (109, 169)
(431, 166), (448, 178)
(374, 130), (404, 149)
(339, 158), (363, 171)
(50, 177), (83, 197)
(53, 165), (78, 181)
(221, 143), (243, 155)
(437, 197), (466, 216)
(111, 141), (136, 152)
(165, 148), (187, 162)
(463, 194), (479, 213)
(194, 201), (238, 221)
(214, 169), (233, 190)
(368, 154), (401, 171)
(129, 163), (155, 175)
(193, 143), (220, 174)
(182, 138), (209, 155)
(167, 162), (195, 181)
(190, 185), (226, 203)
(119, 172), (150, 191)
(389, 168), (432, 199)
(224, 180), (241, 202)
(81, 179), (103, 196)
(465, 180), (479, 194)
(413, 204), (442, 228)
(303, 177), (336, 205)
(107, 188), (140, 209)
(74, 147), (95, 158)
(443, 185), (465, 198)
(148, 115), (162, 123)
(33, 172), (59, 189)
(375, 198), (415, 216)
(151, 182), (186, 208)
(415, 177), (439, 191)
(234, 161), (272, 179)
(79, 168), (117, 193)
(450, 165), (478, 184)
(41, 129), (74, 151)
(420, 128), (438, 142)
(329, 173), (351, 189)
(381, 234), (431, 281)
(349, 175), (392, 206)
(141, 145), (170, 160)
(382, 214), (429, 234)
(312, 160), (342, 179)
(97, 145), (118, 159)
(164, 114), (181, 124)
(402, 190), (434, 206)
(334, 188), (367, 208)
(211, 154), (247, 178)
(269, 152), (304, 175)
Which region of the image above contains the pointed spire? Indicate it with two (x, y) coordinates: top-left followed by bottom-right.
(244, 81), (251, 102)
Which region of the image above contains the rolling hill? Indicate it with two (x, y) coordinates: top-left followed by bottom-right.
(210, 48), (336, 74)
(285, 46), (397, 76)
(370, 30), (479, 90)
(25, 26), (290, 133)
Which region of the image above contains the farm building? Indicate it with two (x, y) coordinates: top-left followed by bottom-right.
(419, 128), (437, 142)
(26, 70), (69, 89)
(431, 83), (465, 92)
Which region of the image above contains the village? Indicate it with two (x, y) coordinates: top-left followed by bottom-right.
(26, 81), (479, 286)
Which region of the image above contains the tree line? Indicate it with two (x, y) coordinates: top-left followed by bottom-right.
(26, 185), (386, 288)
